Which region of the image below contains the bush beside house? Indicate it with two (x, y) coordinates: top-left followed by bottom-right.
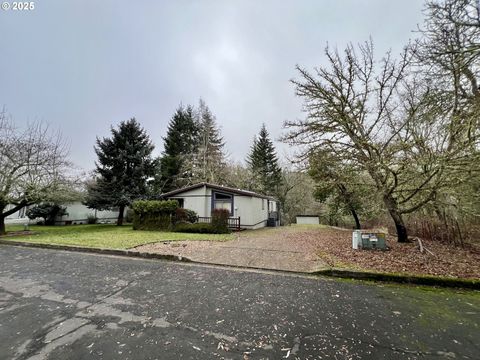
(132, 200), (179, 230)
(211, 209), (230, 233)
(173, 223), (217, 233)
(132, 200), (230, 233)
(174, 208), (198, 224)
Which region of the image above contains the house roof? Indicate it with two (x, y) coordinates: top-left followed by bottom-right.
(159, 182), (276, 200)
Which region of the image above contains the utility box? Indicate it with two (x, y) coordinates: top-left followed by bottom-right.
(267, 218), (277, 227)
(352, 230), (386, 250)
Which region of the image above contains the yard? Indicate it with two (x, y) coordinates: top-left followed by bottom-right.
(137, 225), (480, 279)
(2, 224), (233, 249)
(2, 223), (479, 280)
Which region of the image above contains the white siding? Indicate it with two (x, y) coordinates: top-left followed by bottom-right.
(296, 216), (320, 225)
(166, 185), (276, 229)
(4, 202), (121, 225)
(4, 205), (35, 225)
(169, 185), (209, 217)
(233, 195), (269, 229)
(59, 202), (120, 224)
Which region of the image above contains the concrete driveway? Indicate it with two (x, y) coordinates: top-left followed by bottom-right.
(0, 245), (479, 359)
(135, 226), (333, 272)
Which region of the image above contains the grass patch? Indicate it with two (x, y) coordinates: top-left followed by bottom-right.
(3, 224), (233, 249)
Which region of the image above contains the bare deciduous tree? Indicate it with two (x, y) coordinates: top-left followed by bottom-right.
(283, 39), (477, 242)
(0, 110), (73, 234)
(411, 0), (480, 239)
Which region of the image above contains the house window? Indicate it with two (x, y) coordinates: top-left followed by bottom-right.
(262, 199), (265, 210)
(212, 192), (233, 215)
(173, 198), (184, 208)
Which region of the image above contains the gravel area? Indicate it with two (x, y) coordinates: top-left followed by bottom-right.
(134, 225), (480, 278)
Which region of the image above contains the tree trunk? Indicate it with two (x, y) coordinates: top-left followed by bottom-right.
(0, 216), (5, 236)
(383, 194), (409, 243)
(337, 184), (361, 229)
(391, 211), (408, 243)
(350, 208), (361, 229)
(117, 205), (125, 226)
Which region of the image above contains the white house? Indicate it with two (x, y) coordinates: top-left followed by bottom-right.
(160, 182), (279, 230)
(55, 202), (120, 225)
(5, 202), (120, 225)
(3, 204), (33, 225)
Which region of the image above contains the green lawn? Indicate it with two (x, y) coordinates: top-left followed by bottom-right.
(3, 224), (233, 249)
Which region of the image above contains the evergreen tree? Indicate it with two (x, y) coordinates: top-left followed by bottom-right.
(84, 118), (156, 225)
(184, 99), (227, 183)
(247, 124), (282, 194)
(157, 105), (198, 192)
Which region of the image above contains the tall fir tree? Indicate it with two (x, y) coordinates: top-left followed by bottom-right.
(184, 99), (227, 183)
(247, 124), (282, 195)
(84, 118), (156, 225)
(158, 105), (199, 192)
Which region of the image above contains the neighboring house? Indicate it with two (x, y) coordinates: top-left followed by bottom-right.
(160, 182), (279, 230)
(55, 202), (120, 225)
(4, 204), (34, 225)
(4, 202), (120, 225)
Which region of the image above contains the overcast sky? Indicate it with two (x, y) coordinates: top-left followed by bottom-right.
(0, 0), (425, 171)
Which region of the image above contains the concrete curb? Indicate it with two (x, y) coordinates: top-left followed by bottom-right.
(1, 239), (478, 290)
(314, 269), (480, 290)
(0, 239), (192, 263)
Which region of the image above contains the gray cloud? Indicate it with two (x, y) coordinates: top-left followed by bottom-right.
(0, 0), (424, 170)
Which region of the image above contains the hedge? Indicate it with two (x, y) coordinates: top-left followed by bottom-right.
(132, 200), (231, 234)
(132, 200), (179, 215)
(173, 223), (220, 234)
(132, 200), (179, 231)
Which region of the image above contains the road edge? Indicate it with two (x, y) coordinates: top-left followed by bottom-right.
(1, 239), (478, 290)
(0, 239), (192, 263)
(314, 269), (480, 290)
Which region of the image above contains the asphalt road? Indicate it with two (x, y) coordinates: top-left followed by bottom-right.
(0, 245), (478, 360)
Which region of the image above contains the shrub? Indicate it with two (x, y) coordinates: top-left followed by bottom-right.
(132, 200), (179, 231)
(184, 209), (198, 223)
(125, 209), (134, 223)
(174, 223), (220, 234)
(132, 200), (179, 215)
(211, 209), (231, 234)
(173, 208), (198, 224)
(174, 208), (188, 224)
(26, 203), (68, 226)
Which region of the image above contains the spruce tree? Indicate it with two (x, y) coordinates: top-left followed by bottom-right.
(185, 99), (226, 183)
(158, 105), (199, 192)
(85, 118), (156, 225)
(247, 124), (282, 195)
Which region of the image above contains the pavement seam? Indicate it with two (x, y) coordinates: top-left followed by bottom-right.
(89, 279), (137, 307)
(40, 320), (93, 346)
